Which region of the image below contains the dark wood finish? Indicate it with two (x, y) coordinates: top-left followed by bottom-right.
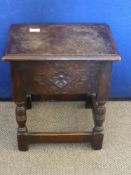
(2, 24), (121, 151)
(85, 94), (92, 109)
(28, 132), (92, 144)
(31, 94), (86, 101)
(91, 95), (105, 149)
(16, 102), (28, 151)
(3, 24), (120, 61)
(97, 62), (112, 102)
(26, 95), (32, 109)
(13, 61), (100, 95)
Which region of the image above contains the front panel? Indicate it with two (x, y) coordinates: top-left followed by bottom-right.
(14, 61), (101, 95)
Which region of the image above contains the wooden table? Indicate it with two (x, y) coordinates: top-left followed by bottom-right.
(2, 24), (121, 151)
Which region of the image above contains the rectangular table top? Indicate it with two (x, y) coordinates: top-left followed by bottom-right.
(3, 24), (121, 61)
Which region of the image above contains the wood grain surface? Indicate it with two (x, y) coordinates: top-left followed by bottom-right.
(3, 24), (121, 61)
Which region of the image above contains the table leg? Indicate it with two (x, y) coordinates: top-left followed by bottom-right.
(91, 62), (112, 149)
(26, 95), (32, 109)
(85, 94), (92, 109)
(16, 102), (28, 151)
(92, 101), (106, 150)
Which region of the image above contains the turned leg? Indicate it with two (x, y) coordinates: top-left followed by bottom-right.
(85, 94), (92, 109)
(91, 62), (112, 149)
(16, 102), (28, 151)
(92, 100), (106, 150)
(26, 95), (32, 109)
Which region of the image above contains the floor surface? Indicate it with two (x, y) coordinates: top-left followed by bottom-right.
(0, 101), (130, 175)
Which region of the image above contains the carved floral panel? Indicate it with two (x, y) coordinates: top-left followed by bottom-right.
(49, 70), (72, 88)
(34, 70), (72, 89)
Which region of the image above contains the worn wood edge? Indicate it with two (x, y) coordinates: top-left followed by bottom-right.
(28, 132), (92, 144)
(2, 54), (121, 61)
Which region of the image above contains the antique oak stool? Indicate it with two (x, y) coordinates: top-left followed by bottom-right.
(2, 24), (121, 151)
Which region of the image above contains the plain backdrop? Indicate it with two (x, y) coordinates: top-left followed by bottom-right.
(0, 0), (131, 98)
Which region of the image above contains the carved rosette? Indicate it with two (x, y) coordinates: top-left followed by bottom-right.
(49, 70), (72, 88)
(34, 70), (72, 89)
